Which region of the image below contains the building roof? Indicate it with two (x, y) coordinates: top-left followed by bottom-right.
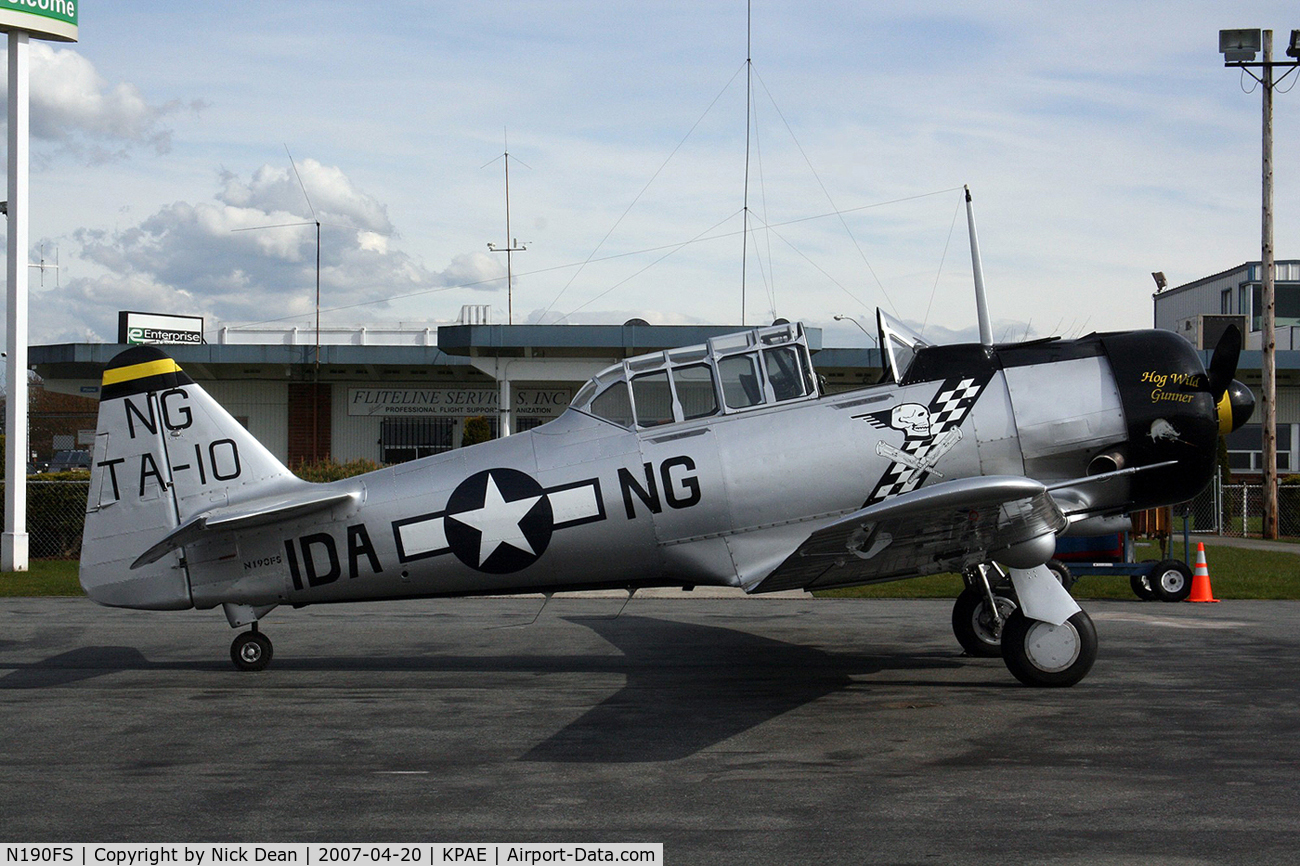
(29, 323), (880, 385)
(29, 342), (474, 382)
(435, 322), (823, 356)
(1154, 259), (1300, 303)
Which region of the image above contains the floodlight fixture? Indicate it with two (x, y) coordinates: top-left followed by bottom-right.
(1288, 29), (1300, 59)
(1151, 271), (1167, 291)
(1220, 28), (1262, 62)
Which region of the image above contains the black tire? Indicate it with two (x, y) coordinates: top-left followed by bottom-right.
(230, 631), (273, 672)
(952, 586), (1018, 657)
(1001, 609), (1097, 687)
(1149, 559), (1193, 603)
(1045, 558), (1075, 591)
(1130, 572), (1159, 601)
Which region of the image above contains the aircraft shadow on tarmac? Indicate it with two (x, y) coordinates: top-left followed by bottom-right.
(0, 615), (972, 762)
(521, 615), (962, 763)
(0, 645), (155, 689)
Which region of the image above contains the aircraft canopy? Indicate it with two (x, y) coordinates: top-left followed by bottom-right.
(571, 321), (819, 430)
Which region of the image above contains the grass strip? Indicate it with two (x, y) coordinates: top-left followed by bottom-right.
(0, 560), (83, 597)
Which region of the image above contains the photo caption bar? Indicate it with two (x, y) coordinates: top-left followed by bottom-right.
(1, 845), (663, 866)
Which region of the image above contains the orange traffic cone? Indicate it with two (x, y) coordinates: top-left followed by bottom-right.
(1187, 542), (1220, 603)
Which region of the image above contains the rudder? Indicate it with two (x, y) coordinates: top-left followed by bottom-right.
(80, 346), (302, 609)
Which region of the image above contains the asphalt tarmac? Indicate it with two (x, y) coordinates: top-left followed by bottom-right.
(2, 595), (1297, 864)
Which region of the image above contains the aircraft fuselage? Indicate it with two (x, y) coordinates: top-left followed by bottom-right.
(101, 328), (1219, 613)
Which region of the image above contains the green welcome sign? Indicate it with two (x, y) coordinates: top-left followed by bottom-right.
(0, 0), (78, 42)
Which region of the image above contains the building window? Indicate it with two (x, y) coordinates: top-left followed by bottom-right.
(381, 418), (454, 464)
(1221, 289), (1231, 314)
(1225, 423), (1292, 473)
(1249, 283), (1300, 331)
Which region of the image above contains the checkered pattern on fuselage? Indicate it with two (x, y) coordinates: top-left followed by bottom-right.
(865, 373), (992, 504)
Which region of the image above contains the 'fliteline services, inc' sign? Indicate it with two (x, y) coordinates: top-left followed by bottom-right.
(0, 0), (78, 42)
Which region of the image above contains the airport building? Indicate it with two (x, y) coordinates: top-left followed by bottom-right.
(28, 259), (1299, 479)
(29, 311), (879, 467)
(1153, 260), (1300, 475)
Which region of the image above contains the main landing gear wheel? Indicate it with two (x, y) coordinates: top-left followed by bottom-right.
(230, 630), (273, 672)
(1150, 559), (1193, 603)
(952, 586), (1018, 657)
(1001, 609), (1097, 687)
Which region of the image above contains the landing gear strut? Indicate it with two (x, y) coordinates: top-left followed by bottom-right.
(952, 564), (1016, 657)
(230, 623), (273, 672)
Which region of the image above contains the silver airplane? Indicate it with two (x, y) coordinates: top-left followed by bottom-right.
(78, 303), (1253, 687)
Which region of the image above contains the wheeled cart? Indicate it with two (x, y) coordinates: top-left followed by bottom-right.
(1052, 532), (1193, 602)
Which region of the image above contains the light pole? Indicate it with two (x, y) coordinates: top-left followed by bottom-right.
(832, 314), (878, 346)
(1219, 28), (1300, 539)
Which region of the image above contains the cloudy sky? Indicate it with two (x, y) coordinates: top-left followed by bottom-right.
(3, 1), (1299, 349)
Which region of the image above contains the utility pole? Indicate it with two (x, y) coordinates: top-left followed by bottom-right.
(1220, 28), (1300, 539)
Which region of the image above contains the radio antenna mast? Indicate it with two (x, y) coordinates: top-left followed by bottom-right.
(485, 130), (529, 325)
(232, 146), (325, 461)
(965, 186), (993, 347)
(29, 242), (58, 287)
(740, 0), (752, 326)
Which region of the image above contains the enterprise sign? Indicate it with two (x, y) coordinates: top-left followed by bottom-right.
(118, 311), (205, 345)
(0, 0), (78, 42)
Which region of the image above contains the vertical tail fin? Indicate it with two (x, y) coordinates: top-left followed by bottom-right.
(80, 346), (303, 609)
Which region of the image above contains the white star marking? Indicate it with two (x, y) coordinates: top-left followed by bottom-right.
(450, 473), (544, 565)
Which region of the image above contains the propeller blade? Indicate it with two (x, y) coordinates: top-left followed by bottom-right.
(1207, 324), (1241, 401)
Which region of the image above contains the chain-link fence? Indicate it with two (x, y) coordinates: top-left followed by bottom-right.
(1177, 476), (1300, 538)
(0, 479), (90, 559)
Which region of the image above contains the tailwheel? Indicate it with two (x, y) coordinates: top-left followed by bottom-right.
(230, 629), (273, 672)
(952, 586), (1017, 657)
(1001, 609), (1097, 687)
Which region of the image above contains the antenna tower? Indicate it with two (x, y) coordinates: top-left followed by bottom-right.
(740, 0), (752, 326)
(485, 132), (529, 324)
(232, 146), (325, 461)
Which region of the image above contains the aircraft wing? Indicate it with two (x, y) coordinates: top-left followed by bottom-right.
(130, 487), (359, 569)
(749, 475), (1066, 593)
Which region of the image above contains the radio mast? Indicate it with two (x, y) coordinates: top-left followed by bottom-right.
(485, 133), (529, 325)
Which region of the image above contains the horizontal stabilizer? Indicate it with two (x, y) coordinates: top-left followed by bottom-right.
(131, 488), (359, 569)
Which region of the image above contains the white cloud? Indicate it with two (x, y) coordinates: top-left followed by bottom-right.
(219, 160), (393, 235)
(32, 161), (511, 343)
(440, 251), (508, 292)
(5, 43), (196, 164)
